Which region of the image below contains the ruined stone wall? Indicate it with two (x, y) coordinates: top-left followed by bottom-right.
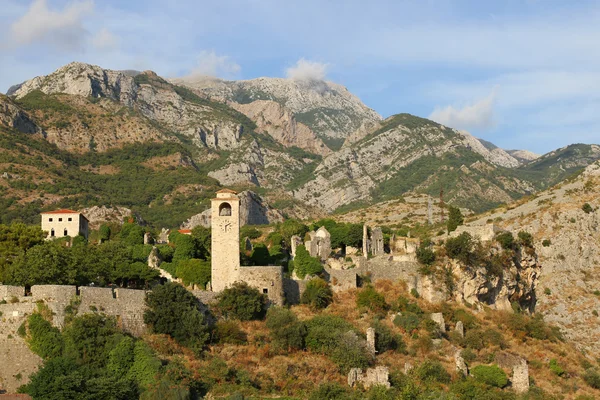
(238, 266), (284, 306)
(451, 224), (501, 242)
(283, 278), (307, 305)
(328, 268), (359, 293)
(0, 285), (25, 300)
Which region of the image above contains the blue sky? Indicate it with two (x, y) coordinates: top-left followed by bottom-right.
(1, 0), (599, 154)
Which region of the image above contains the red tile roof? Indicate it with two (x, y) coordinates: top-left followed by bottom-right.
(40, 209), (79, 214)
(178, 229), (192, 235)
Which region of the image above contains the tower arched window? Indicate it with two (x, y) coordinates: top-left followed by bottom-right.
(219, 202), (232, 216)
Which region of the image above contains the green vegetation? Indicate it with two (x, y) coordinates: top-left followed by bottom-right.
(470, 365), (508, 388)
(291, 244), (323, 279)
(301, 277), (333, 310)
(144, 282), (211, 353)
(356, 285), (388, 314)
(447, 205), (464, 233)
(265, 307), (306, 351)
(583, 203), (593, 213)
(216, 282), (267, 321)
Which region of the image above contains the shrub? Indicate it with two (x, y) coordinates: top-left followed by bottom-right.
(392, 296), (423, 314)
(416, 241), (436, 266)
(447, 206), (464, 233)
(240, 225), (261, 240)
(308, 382), (351, 400)
(542, 239), (551, 247)
(582, 203), (593, 214)
(414, 360), (451, 384)
(214, 321), (247, 345)
(544, 287), (551, 295)
(293, 245), (323, 278)
(495, 232), (515, 250)
(549, 358), (565, 377)
(301, 278), (333, 310)
(175, 258), (211, 288)
(445, 232), (475, 265)
(144, 282), (210, 353)
(471, 364), (508, 388)
(583, 369), (600, 389)
(265, 307), (306, 351)
(483, 329), (507, 349)
(410, 288), (420, 298)
(393, 312), (422, 333)
(464, 329), (485, 350)
(330, 330), (374, 373)
(517, 231), (534, 248)
(461, 348), (476, 363)
(26, 313), (64, 359)
(356, 285), (388, 313)
(305, 315), (356, 354)
(217, 281), (267, 321)
(372, 320), (405, 354)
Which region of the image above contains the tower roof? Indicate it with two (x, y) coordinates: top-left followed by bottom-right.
(216, 188), (237, 194)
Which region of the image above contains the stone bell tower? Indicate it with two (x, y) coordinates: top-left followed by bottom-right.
(211, 189), (241, 292)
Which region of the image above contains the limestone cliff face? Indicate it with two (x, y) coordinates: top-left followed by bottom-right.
(171, 76), (382, 146)
(0, 94), (42, 135)
(506, 149), (540, 164)
(470, 161), (600, 355)
(231, 100), (331, 156)
(450, 248), (540, 312)
(8, 63), (248, 152)
(459, 130), (520, 168)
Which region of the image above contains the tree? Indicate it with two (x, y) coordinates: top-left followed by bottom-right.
(445, 232), (475, 265)
(175, 259), (211, 288)
(11, 241), (74, 286)
(216, 282), (267, 321)
(416, 239), (435, 266)
(144, 282), (210, 353)
(301, 278), (333, 310)
(447, 206), (464, 233)
(293, 245), (323, 278)
(99, 224), (111, 242)
(582, 203), (593, 214)
(249, 243), (272, 265)
(471, 365), (508, 388)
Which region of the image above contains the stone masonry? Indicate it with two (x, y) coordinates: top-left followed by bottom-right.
(211, 189), (241, 292)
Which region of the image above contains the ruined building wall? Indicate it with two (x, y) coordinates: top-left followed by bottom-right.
(238, 266), (284, 306)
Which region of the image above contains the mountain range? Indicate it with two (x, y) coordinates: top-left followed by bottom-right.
(1, 61), (599, 226)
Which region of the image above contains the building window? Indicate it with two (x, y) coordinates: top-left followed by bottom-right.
(219, 202), (232, 216)
(263, 288), (268, 294)
(68, 217), (72, 222)
(64, 229), (68, 236)
(58, 218), (62, 222)
(50, 229), (55, 237)
(49, 218), (53, 222)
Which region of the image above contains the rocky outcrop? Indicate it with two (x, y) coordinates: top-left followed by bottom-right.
(80, 206), (133, 230)
(460, 130), (520, 168)
(0, 94), (42, 135)
(507, 149), (540, 164)
(451, 247), (540, 312)
(232, 100), (331, 156)
(172, 76), (382, 144)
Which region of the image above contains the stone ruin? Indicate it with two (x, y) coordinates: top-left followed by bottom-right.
(348, 366), (390, 389)
(370, 227), (384, 256)
(495, 352), (530, 394)
(290, 235), (303, 258)
(390, 235), (420, 262)
(451, 223), (502, 242)
(305, 226), (331, 261)
(366, 327), (376, 356)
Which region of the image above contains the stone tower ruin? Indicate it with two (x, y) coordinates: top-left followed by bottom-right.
(211, 189), (241, 292)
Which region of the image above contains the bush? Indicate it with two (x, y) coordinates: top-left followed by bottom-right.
(495, 232), (514, 250)
(217, 282), (267, 321)
(461, 348), (476, 363)
(144, 282), (210, 353)
(240, 225), (261, 240)
(582, 203), (593, 214)
(482, 329), (507, 349)
(447, 206), (464, 233)
(464, 329), (485, 350)
(470, 365), (508, 388)
(265, 307), (306, 351)
(330, 330), (374, 373)
(583, 369), (600, 389)
(517, 231), (534, 248)
(308, 382), (351, 400)
(393, 312), (422, 333)
(416, 240), (436, 265)
(293, 245), (323, 278)
(26, 313), (64, 359)
(372, 319), (405, 354)
(305, 315), (356, 354)
(414, 360), (451, 384)
(445, 232), (475, 265)
(214, 321), (247, 345)
(549, 358), (565, 377)
(542, 239), (551, 247)
(356, 285), (388, 313)
(301, 278), (333, 310)
(392, 296), (423, 314)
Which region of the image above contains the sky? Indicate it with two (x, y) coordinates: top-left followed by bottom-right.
(1, 0), (599, 154)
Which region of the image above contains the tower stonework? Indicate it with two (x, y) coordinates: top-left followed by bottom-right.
(211, 189), (241, 292)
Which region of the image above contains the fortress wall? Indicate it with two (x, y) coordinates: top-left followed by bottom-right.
(0, 285), (25, 300)
(191, 290), (220, 305)
(328, 269), (359, 293)
(30, 285), (76, 303)
(239, 266), (284, 306)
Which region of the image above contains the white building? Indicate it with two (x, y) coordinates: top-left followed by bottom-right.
(40, 209), (89, 240)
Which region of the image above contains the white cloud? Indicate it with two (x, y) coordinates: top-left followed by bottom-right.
(10, 0), (94, 51)
(187, 50), (241, 79)
(285, 58), (329, 81)
(429, 87), (497, 130)
(92, 28), (118, 51)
